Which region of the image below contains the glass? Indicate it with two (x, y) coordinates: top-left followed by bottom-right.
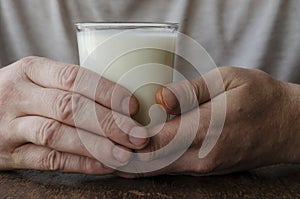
(75, 22), (178, 127)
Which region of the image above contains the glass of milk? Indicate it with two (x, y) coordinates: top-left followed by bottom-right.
(75, 22), (178, 127)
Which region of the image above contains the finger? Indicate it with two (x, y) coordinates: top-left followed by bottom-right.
(156, 67), (225, 115)
(132, 148), (241, 176)
(136, 106), (211, 162)
(19, 84), (148, 149)
(116, 159), (174, 178)
(19, 56), (138, 116)
(12, 144), (115, 174)
(115, 149), (203, 178)
(11, 116), (133, 167)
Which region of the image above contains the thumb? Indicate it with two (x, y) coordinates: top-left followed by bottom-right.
(156, 68), (226, 115)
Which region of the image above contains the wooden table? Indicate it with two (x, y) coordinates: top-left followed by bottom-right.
(0, 165), (300, 199)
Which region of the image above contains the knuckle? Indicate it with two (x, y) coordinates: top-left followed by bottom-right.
(42, 150), (64, 171)
(219, 66), (245, 77)
(17, 56), (42, 80)
(38, 120), (62, 147)
(18, 56), (40, 67)
(219, 66), (244, 82)
(55, 92), (82, 122)
(58, 64), (79, 90)
(80, 157), (99, 174)
(97, 78), (113, 102)
(99, 112), (117, 137)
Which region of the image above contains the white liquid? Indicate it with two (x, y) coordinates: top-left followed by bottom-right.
(77, 29), (176, 126)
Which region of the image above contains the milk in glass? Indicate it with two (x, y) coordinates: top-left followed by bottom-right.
(76, 23), (177, 126)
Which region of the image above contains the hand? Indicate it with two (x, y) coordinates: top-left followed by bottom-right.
(118, 66), (299, 178)
(0, 56), (148, 174)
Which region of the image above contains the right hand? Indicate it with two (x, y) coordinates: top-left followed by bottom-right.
(0, 56), (148, 174)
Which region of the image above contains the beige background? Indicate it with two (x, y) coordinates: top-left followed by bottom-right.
(0, 0), (299, 82)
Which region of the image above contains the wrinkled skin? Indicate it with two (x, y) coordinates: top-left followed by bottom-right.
(118, 67), (300, 178)
(0, 56), (148, 174)
(0, 57), (299, 177)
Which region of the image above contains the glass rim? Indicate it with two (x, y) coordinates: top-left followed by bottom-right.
(75, 22), (179, 31)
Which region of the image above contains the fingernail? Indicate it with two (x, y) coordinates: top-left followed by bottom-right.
(122, 96), (138, 116)
(129, 127), (148, 147)
(112, 146), (131, 163)
(161, 87), (179, 111)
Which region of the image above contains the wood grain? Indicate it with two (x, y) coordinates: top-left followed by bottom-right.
(0, 165), (299, 199)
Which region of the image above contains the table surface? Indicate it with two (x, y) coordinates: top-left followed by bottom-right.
(0, 165), (300, 199)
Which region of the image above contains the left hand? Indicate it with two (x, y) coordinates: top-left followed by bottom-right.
(117, 66), (299, 178)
